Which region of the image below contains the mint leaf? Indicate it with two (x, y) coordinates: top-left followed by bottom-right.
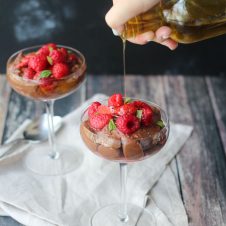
(49, 46), (53, 53)
(156, 120), (165, 128)
(67, 50), (72, 54)
(108, 119), (116, 132)
(47, 56), (53, 65)
(39, 70), (52, 78)
(124, 97), (132, 104)
(136, 110), (143, 119)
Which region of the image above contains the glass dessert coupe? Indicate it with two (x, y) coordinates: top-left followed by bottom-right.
(7, 44), (86, 175)
(80, 94), (169, 226)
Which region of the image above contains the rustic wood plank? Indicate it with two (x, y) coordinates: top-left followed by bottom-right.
(164, 75), (226, 226)
(0, 75), (11, 143)
(206, 76), (226, 157)
(125, 75), (181, 190)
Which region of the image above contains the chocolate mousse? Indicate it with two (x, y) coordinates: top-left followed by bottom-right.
(80, 94), (169, 162)
(7, 43), (86, 101)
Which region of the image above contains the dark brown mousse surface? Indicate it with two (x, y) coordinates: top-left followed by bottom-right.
(80, 106), (168, 162)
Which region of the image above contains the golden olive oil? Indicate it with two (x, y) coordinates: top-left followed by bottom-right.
(123, 0), (226, 43)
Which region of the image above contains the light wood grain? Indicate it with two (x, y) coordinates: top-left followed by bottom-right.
(206, 76), (226, 157)
(165, 76), (226, 226)
(0, 75), (11, 143)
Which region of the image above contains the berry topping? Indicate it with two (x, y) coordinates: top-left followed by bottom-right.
(90, 114), (112, 130)
(52, 63), (69, 79)
(117, 103), (137, 116)
(37, 43), (57, 56)
(88, 102), (101, 117)
(39, 77), (55, 91)
(28, 54), (48, 72)
(67, 53), (77, 64)
(49, 49), (66, 64)
(108, 93), (123, 107)
(116, 114), (140, 134)
(134, 101), (153, 126)
(141, 106), (153, 126)
(23, 68), (36, 79)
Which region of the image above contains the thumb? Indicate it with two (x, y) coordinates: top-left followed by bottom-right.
(105, 0), (159, 29)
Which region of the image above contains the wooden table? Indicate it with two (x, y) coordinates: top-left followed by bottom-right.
(0, 74), (226, 226)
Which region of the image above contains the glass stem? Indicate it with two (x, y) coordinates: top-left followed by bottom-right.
(45, 100), (59, 160)
(119, 163), (129, 222)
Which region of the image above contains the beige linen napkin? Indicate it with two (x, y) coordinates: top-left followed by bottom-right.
(0, 94), (192, 226)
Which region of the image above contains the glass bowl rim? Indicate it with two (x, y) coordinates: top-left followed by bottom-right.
(7, 44), (86, 84)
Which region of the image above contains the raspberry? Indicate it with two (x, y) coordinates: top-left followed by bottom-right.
(134, 101), (153, 126)
(140, 106), (153, 126)
(39, 77), (55, 91)
(49, 49), (66, 64)
(23, 68), (36, 79)
(133, 101), (150, 109)
(67, 53), (77, 64)
(89, 114), (112, 130)
(97, 105), (112, 115)
(52, 63), (69, 79)
(16, 53), (35, 69)
(88, 102), (101, 117)
(37, 43), (57, 56)
(116, 103), (137, 116)
(60, 48), (68, 58)
(116, 114), (140, 134)
(108, 94), (123, 107)
(28, 54), (48, 72)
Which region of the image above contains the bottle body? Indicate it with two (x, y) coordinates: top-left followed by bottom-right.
(123, 0), (226, 43)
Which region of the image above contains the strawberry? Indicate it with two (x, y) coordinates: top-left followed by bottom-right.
(116, 114), (140, 134)
(52, 63), (69, 79)
(23, 68), (36, 79)
(49, 49), (66, 64)
(89, 114), (112, 130)
(108, 94), (123, 107)
(88, 102), (101, 117)
(28, 54), (48, 72)
(116, 103), (137, 116)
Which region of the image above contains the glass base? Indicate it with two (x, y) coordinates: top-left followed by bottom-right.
(24, 144), (83, 176)
(91, 203), (156, 226)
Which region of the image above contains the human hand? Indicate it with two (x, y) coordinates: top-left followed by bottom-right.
(105, 0), (178, 50)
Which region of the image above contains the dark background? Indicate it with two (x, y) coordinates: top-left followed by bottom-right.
(0, 0), (226, 75)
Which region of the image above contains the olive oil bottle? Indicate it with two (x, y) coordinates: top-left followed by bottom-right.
(123, 0), (226, 43)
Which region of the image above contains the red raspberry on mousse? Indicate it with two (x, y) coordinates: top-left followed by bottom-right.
(52, 63), (69, 79)
(28, 54), (48, 72)
(88, 102), (101, 117)
(108, 93), (123, 107)
(116, 114), (140, 135)
(49, 49), (66, 64)
(90, 114), (112, 130)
